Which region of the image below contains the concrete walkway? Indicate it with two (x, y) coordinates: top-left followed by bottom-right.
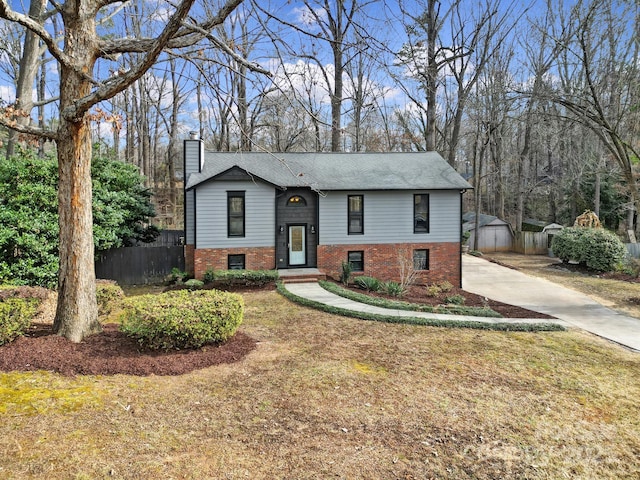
(284, 282), (563, 326)
(462, 254), (640, 352)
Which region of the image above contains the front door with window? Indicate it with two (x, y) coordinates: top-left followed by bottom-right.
(288, 225), (306, 266)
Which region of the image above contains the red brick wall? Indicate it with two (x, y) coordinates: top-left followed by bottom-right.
(193, 247), (275, 279)
(185, 244), (195, 276)
(317, 242), (461, 287)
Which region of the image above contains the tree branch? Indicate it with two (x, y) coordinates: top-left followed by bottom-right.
(0, 113), (57, 141)
(179, 21), (271, 76)
(97, 0), (244, 55)
(64, 0), (202, 121)
(0, 0), (68, 67)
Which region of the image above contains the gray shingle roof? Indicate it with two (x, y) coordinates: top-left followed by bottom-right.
(186, 151), (472, 191)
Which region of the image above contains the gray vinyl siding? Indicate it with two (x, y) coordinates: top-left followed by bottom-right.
(184, 139), (202, 244)
(318, 190), (460, 245)
(195, 179), (275, 248)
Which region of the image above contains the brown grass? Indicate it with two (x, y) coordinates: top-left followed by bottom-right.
(1, 288), (639, 479)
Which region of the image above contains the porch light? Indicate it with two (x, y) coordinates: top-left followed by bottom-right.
(310, 225), (316, 234)
(279, 225), (284, 233)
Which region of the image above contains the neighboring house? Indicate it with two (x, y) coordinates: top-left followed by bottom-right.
(463, 212), (514, 253)
(183, 138), (472, 286)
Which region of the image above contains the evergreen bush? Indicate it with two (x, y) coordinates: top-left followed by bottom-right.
(184, 279), (204, 290)
(552, 227), (626, 272)
(119, 289), (244, 350)
(551, 227), (584, 264)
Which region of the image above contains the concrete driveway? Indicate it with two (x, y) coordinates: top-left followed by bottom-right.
(462, 254), (640, 352)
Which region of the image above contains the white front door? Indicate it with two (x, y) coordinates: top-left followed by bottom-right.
(289, 225), (306, 266)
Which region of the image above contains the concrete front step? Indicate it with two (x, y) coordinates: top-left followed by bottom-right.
(280, 277), (326, 283)
(278, 268), (327, 283)
(280, 274), (327, 284)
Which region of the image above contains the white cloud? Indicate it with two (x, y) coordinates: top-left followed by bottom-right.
(268, 59), (333, 106)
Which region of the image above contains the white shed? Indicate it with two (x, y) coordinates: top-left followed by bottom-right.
(463, 213), (514, 253)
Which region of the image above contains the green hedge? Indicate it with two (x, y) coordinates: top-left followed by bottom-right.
(552, 227), (627, 272)
(119, 289), (244, 350)
(278, 283), (564, 332)
(202, 269), (279, 287)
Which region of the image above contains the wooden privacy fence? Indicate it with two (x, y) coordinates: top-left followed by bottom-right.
(513, 232), (551, 255)
(513, 232), (640, 258)
(626, 243), (640, 258)
(95, 230), (185, 285)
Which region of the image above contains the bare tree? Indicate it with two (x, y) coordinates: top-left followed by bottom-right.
(545, 0), (640, 232)
(0, 0), (264, 342)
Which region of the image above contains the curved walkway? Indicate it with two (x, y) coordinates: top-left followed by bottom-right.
(462, 254), (640, 352)
(284, 282), (564, 326)
(284, 256), (640, 352)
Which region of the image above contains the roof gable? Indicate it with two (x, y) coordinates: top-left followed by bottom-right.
(186, 151), (472, 191)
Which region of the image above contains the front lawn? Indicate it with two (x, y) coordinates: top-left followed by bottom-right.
(0, 289), (638, 479)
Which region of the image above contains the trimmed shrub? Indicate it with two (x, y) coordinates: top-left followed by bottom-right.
(579, 228), (627, 272)
(0, 286), (46, 345)
(184, 279), (204, 290)
(119, 289), (244, 350)
(354, 276), (381, 292)
(552, 227), (626, 272)
(551, 227), (584, 264)
(203, 269), (278, 288)
(96, 280), (125, 318)
(0, 298), (38, 345)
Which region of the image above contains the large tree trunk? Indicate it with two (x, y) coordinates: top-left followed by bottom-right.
(52, 4), (100, 342)
(54, 117), (100, 341)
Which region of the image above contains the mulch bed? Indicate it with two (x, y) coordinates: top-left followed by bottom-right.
(340, 282), (555, 320)
(0, 324), (257, 376)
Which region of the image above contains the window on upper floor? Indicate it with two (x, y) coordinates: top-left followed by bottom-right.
(414, 194), (429, 233)
(348, 195), (364, 234)
(227, 191), (245, 237)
